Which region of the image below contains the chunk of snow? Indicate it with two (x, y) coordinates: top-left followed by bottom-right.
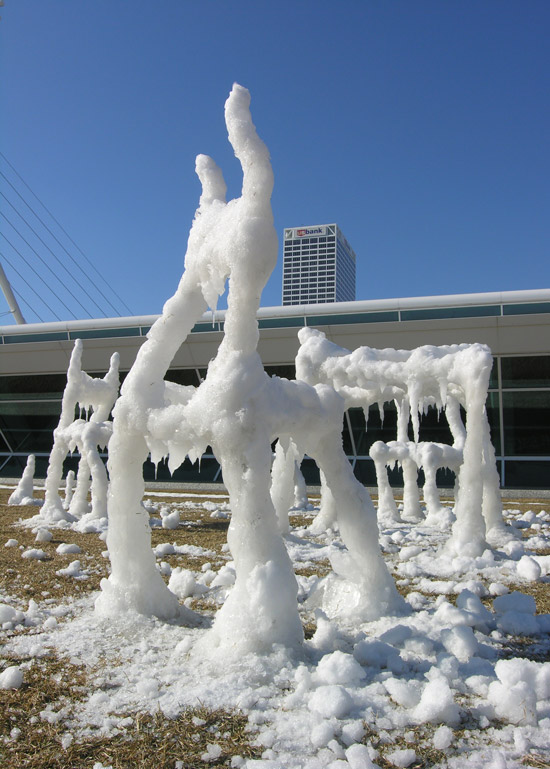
(345, 743), (377, 769)
(167, 567), (208, 599)
(201, 743), (222, 762)
(455, 589), (493, 631)
(487, 679), (537, 725)
(4, 538), (18, 547)
(61, 733), (73, 749)
(315, 651), (366, 686)
(384, 677), (422, 708)
(310, 613), (342, 653)
(340, 720), (365, 746)
(398, 545), (422, 561)
(432, 724), (453, 750)
(354, 639), (405, 674)
(35, 529), (53, 543)
(153, 542), (176, 557)
(489, 582), (509, 596)
(210, 509), (229, 519)
(411, 676), (460, 725)
(516, 555), (542, 581)
(0, 666), (23, 689)
(494, 658), (550, 700)
(161, 511), (180, 529)
(386, 748), (417, 767)
(496, 610), (540, 636)
(209, 564), (236, 588)
(440, 625), (479, 663)
(56, 560), (85, 578)
(308, 685), (354, 719)
(56, 543), (81, 555)
(310, 721), (335, 748)
(503, 540), (524, 560)
(0, 603), (25, 626)
(379, 624), (414, 646)
(493, 591), (536, 615)
(21, 548), (47, 560)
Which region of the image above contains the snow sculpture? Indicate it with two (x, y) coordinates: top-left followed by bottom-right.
(296, 328), (504, 557)
(62, 469), (76, 510)
(8, 454), (40, 506)
(270, 440), (299, 535)
(39, 339), (120, 524)
(97, 84), (404, 651)
(370, 394), (465, 526)
(270, 439), (310, 533)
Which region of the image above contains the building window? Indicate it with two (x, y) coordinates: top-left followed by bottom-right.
(501, 356), (550, 389)
(502, 391), (550, 456)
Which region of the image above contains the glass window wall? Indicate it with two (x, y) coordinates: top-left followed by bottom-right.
(501, 355), (550, 388)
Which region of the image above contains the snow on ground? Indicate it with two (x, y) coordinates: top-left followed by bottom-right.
(2, 490), (550, 768)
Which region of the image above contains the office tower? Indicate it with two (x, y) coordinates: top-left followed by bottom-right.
(282, 223), (356, 305)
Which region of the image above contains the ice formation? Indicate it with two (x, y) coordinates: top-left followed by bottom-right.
(97, 84), (404, 651)
(62, 469), (76, 510)
(8, 454), (39, 506)
(296, 329), (504, 556)
(39, 339), (120, 525)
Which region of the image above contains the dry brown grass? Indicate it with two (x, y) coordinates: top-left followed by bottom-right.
(294, 561), (332, 579)
(0, 487), (261, 768)
(0, 488), (231, 604)
(0, 649), (261, 768)
(0, 492), (109, 602)
(521, 756), (550, 768)
(362, 723), (450, 769)
(1, 484), (550, 767)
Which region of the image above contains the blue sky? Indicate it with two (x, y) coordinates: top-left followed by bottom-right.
(1, 0), (549, 324)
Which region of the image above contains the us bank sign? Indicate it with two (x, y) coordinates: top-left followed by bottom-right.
(286, 226), (327, 238)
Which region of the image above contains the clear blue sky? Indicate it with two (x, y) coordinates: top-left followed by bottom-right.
(1, 0), (549, 324)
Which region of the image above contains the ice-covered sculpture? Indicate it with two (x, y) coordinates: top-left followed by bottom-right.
(296, 328), (504, 557)
(39, 339), (120, 524)
(270, 438), (312, 532)
(370, 393), (465, 526)
(97, 84), (404, 652)
(62, 469), (76, 510)
(8, 454), (40, 506)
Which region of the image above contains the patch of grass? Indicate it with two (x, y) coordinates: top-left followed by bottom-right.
(521, 756), (550, 768)
(362, 723), (450, 769)
(294, 561), (332, 579)
(0, 494), (109, 603)
(150, 515), (229, 573)
(288, 514), (316, 529)
(497, 635), (550, 663)
(508, 581), (550, 616)
(0, 650), (261, 767)
(302, 619), (317, 640)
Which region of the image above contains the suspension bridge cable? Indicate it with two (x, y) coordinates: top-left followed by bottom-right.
(0, 249), (61, 321)
(0, 227), (76, 319)
(0, 173), (112, 317)
(0, 153), (134, 315)
(0, 189), (106, 318)
(0, 211), (88, 319)
(12, 286), (45, 323)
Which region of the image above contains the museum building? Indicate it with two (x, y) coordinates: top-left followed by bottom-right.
(1, 288), (549, 489)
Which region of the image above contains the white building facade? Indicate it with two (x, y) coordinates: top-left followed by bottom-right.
(282, 223), (356, 305)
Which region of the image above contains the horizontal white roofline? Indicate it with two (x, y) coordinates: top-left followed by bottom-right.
(1, 288), (549, 336)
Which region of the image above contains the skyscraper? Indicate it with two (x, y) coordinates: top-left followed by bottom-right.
(282, 223), (356, 305)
